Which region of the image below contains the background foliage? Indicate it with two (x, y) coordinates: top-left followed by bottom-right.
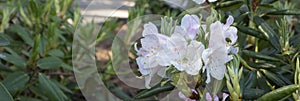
(0, 0), (83, 100)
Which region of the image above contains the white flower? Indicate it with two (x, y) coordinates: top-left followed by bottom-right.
(135, 22), (171, 88)
(180, 14), (201, 40)
(202, 15), (238, 83)
(169, 39), (204, 75)
(192, 0), (218, 4)
(160, 14), (205, 75)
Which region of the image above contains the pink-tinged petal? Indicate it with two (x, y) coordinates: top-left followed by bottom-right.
(224, 15), (234, 29)
(192, 0), (206, 4)
(206, 93), (212, 101)
(213, 95), (219, 101)
(181, 14), (200, 39)
(178, 91), (188, 99)
(222, 93), (229, 101)
(142, 22), (158, 36)
(227, 46), (239, 54)
(141, 35), (160, 51)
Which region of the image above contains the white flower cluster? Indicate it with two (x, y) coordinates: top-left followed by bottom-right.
(135, 14), (238, 88)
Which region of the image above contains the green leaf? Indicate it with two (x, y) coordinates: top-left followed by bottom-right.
(245, 70), (257, 88)
(257, 84), (299, 101)
(18, 96), (42, 101)
(236, 26), (266, 40)
(0, 35), (9, 46)
(0, 62), (12, 72)
(2, 72), (29, 94)
(0, 82), (14, 101)
(266, 10), (300, 15)
(242, 50), (281, 62)
(254, 16), (280, 50)
(48, 49), (65, 57)
(29, 34), (41, 65)
(247, 62), (276, 69)
(0, 53), (27, 68)
(105, 82), (132, 100)
(134, 83), (175, 99)
(38, 73), (67, 101)
(37, 57), (63, 70)
(215, 1), (244, 11)
(8, 24), (34, 46)
(261, 69), (286, 86)
(243, 88), (265, 100)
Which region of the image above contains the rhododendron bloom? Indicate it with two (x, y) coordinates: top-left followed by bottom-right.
(167, 14), (205, 75)
(135, 22), (171, 88)
(169, 38), (204, 75)
(202, 15), (238, 83)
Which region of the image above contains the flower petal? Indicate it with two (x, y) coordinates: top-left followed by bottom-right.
(224, 15), (234, 29)
(210, 64), (226, 80)
(213, 95), (219, 101)
(205, 69), (211, 83)
(208, 0), (218, 2)
(144, 75), (152, 89)
(181, 14), (200, 39)
(224, 27), (238, 45)
(222, 93), (229, 101)
(209, 21), (226, 48)
(142, 22), (158, 36)
(206, 93), (212, 101)
(192, 0), (206, 4)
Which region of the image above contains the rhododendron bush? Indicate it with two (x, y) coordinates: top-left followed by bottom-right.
(117, 0), (300, 101)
